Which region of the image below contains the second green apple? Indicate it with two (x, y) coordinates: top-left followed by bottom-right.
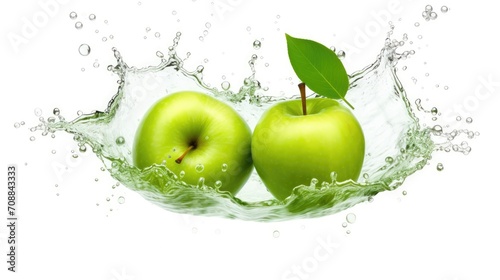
(251, 97), (365, 201)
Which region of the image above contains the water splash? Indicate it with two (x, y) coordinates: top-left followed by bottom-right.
(26, 15), (473, 221)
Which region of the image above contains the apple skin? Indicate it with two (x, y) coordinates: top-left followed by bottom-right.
(133, 91), (253, 195)
(251, 98), (365, 201)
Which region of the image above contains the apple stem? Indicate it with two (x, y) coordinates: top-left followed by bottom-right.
(343, 98), (355, 110)
(175, 145), (195, 164)
(298, 82), (307, 115)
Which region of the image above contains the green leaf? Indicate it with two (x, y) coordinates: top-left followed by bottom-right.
(285, 34), (352, 109)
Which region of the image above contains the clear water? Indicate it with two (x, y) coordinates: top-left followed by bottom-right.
(26, 7), (475, 222)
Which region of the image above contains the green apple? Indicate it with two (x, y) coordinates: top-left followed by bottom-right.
(251, 98), (365, 201)
(133, 91), (253, 195)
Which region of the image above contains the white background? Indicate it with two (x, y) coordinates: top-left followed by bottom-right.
(1, 0), (500, 280)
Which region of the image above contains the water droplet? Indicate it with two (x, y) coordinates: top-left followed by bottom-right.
(34, 108), (43, 117)
(221, 163), (228, 172)
(79, 145), (87, 153)
(362, 173), (369, 179)
(89, 14), (96, 20)
(155, 32), (160, 38)
(425, 5), (433, 12)
(172, 10), (177, 15)
(342, 222), (348, 228)
(330, 172), (338, 182)
(221, 81), (230, 90)
(179, 170), (185, 178)
(437, 163), (444, 171)
(430, 12), (438, 20)
(93, 61), (100, 68)
(215, 180), (222, 189)
(466, 117), (473, 124)
(368, 197), (374, 203)
(414, 22), (420, 27)
(418, 35), (423, 39)
(336, 50), (345, 58)
(102, 37), (107, 42)
(385, 156), (394, 163)
(109, 35), (114, 40)
(431, 107), (438, 115)
(78, 44), (91, 56)
(69, 12), (77, 19)
(75, 21), (83, 29)
(153, 51), (164, 59)
(106, 197), (110, 202)
(346, 213), (356, 224)
(14, 122), (20, 128)
(104, 20), (108, 24)
(51, 108), (60, 116)
(402, 190), (407, 195)
(433, 125), (443, 133)
(115, 136), (125, 145)
(273, 230), (280, 238)
(195, 164), (204, 173)
(197, 177), (205, 188)
(199, 36), (204, 41)
(253, 40), (261, 49)
(310, 178), (318, 187)
(51, 150), (56, 154)
(118, 196), (125, 204)
(441, 6), (449, 13)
